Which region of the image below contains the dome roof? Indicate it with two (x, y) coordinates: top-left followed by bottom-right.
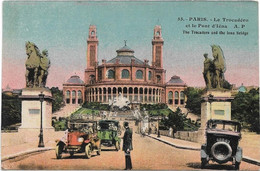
(66, 75), (84, 84)
(107, 44), (145, 65)
(238, 83), (247, 92)
(166, 75), (186, 86)
(116, 45), (134, 53)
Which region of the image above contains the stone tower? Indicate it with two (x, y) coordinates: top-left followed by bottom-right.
(152, 25), (164, 69)
(85, 25), (99, 84)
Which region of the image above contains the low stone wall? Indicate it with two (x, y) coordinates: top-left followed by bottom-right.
(159, 130), (174, 138)
(174, 131), (199, 143)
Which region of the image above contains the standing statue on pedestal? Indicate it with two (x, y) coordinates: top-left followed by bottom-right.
(25, 41), (50, 88)
(203, 45), (230, 89)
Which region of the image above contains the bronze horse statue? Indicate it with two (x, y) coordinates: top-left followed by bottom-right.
(25, 41), (50, 88)
(203, 45), (227, 89)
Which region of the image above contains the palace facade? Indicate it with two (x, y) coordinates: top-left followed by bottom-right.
(63, 25), (187, 109)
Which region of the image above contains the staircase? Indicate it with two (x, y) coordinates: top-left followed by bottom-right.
(52, 104), (81, 119)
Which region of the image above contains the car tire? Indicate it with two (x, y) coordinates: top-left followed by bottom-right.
(235, 161), (240, 170)
(85, 144), (92, 159)
(201, 158), (207, 169)
(55, 145), (62, 159)
(211, 141), (232, 163)
(115, 141), (120, 151)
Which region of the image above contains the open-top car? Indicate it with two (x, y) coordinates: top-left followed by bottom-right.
(201, 119), (242, 170)
(97, 120), (121, 150)
(55, 119), (101, 159)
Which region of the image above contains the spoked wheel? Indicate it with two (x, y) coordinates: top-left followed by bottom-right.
(55, 145), (62, 159)
(115, 141), (120, 151)
(85, 144), (92, 159)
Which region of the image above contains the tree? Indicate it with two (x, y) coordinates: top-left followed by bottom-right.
(161, 107), (184, 132)
(1, 93), (21, 128)
(51, 87), (65, 113)
(184, 87), (204, 116)
(231, 88), (259, 132)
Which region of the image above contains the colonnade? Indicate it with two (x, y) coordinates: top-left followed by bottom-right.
(65, 90), (83, 104)
(86, 86), (164, 103)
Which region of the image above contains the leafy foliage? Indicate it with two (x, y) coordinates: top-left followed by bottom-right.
(232, 88), (259, 132)
(1, 93), (21, 128)
(82, 102), (110, 110)
(140, 103), (168, 110)
(184, 87), (204, 116)
(161, 108), (185, 132)
(50, 87), (65, 113)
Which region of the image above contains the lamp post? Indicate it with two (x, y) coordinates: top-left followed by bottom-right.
(208, 94), (214, 120)
(157, 114), (160, 138)
(38, 92), (45, 147)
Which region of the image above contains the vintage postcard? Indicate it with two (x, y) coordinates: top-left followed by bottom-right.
(1, 1), (259, 170)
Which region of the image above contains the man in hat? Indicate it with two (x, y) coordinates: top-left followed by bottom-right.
(123, 122), (133, 170)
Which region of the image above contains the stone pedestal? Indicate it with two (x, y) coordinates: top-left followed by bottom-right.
(18, 88), (55, 143)
(198, 90), (233, 144)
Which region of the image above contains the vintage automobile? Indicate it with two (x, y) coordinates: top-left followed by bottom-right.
(201, 119), (242, 170)
(97, 120), (121, 151)
(55, 119), (101, 159)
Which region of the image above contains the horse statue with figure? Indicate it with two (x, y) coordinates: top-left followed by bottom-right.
(25, 41), (50, 88)
(203, 45), (229, 89)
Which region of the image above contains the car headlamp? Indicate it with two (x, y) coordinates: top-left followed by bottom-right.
(78, 137), (84, 143)
(97, 126), (101, 130)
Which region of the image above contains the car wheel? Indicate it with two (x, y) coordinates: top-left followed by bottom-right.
(211, 141), (232, 163)
(201, 158), (207, 169)
(235, 161), (240, 170)
(69, 151), (74, 157)
(85, 144), (92, 159)
(115, 141), (120, 151)
(55, 145), (62, 159)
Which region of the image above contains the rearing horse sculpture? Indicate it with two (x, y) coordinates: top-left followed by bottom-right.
(211, 45), (226, 89)
(203, 45), (227, 89)
(25, 41), (50, 88)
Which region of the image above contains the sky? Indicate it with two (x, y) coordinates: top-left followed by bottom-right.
(2, 1), (259, 89)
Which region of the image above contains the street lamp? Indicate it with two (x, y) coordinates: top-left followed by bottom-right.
(38, 92), (45, 147)
(157, 114), (160, 138)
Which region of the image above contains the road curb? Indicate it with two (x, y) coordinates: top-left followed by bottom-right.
(1, 147), (54, 162)
(146, 135), (260, 166)
(147, 135), (200, 151)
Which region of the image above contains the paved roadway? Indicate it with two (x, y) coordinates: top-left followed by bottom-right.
(2, 132), (259, 170)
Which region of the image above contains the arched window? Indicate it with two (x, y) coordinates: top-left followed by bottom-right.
(175, 91), (179, 105)
(66, 90), (70, 104)
(78, 91), (82, 104)
(89, 75), (95, 84)
(156, 31), (160, 36)
(136, 70), (143, 79)
(180, 91), (185, 105)
(121, 69), (130, 79)
(168, 91), (173, 104)
(72, 90), (76, 104)
(148, 71), (152, 80)
(156, 75), (161, 83)
(107, 69), (115, 79)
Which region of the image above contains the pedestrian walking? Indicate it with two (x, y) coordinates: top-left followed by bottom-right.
(123, 122), (133, 170)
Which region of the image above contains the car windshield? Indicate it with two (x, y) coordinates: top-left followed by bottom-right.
(69, 122), (95, 133)
(99, 121), (118, 130)
(208, 121), (240, 132)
